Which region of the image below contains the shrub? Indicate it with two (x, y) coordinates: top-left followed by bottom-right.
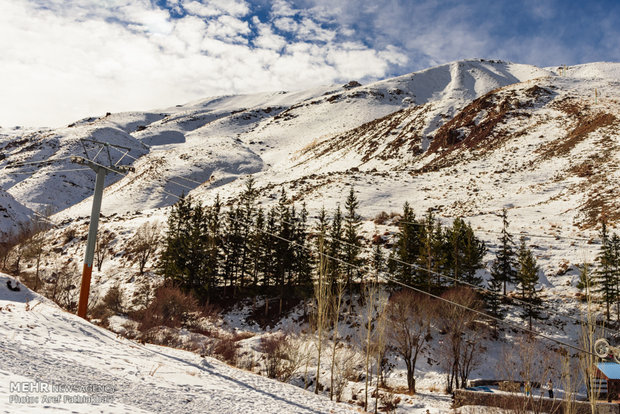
(259, 333), (304, 382)
(136, 285), (200, 331)
(379, 392), (400, 414)
(103, 284), (124, 314)
(373, 211), (389, 225)
(212, 336), (239, 364)
(63, 228), (77, 245)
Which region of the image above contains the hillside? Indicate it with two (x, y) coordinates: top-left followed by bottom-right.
(1, 59), (619, 413)
(0, 272), (361, 414)
(1, 59), (552, 224)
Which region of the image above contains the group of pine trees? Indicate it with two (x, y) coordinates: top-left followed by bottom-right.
(159, 179), (314, 302)
(387, 204), (486, 289)
(386, 206), (543, 327)
(593, 222), (620, 322)
(159, 180), (373, 304)
(158, 179), (545, 327)
(488, 209), (543, 329)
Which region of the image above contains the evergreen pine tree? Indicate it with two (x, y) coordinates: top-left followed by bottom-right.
(159, 195), (193, 287)
(486, 273), (505, 320)
(443, 218), (485, 287)
(204, 196), (222, 298)
(238, 178), (259, 290)
(516, 236), (542, 330)
(610, 233), (620, 322)
(343, 187), (362, 289)
(261, 207), (278, 289)
(393, 202), (420, 285)
(596, 222), (616, 321)
(461, 221), (486, 287)
(431, 219), (446, 287)
(315, 206), (330, 285)
(445, 217), (466, 286)
(249, 207), (265, 290)
(274, 189), (293, 310)
(372, 233), (384, 283)
(188, 201), (211, 300)
(294, 203), (313, 294)
(158, 195), (211, 301)
(490, 209), (517, 295)
(222, 204), (244, 296)
(328, 204), (344, 291)
(417, 209), (441, 290)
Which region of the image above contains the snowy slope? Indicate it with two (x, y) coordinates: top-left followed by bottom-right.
(0, 189), (32, 237)
(0, 273), (358, 414)
(2, 59), (618, 283)
(4, 59), (617, 284)
(0, 122), (148, 216)
(50, 59), (551, 219)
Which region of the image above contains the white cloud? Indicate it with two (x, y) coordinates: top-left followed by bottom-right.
(270, 0), (297, 18)
(181, 0), (250, 18)
(252, 18), (287, 51)
(0, 0), (407, 127)
(273, 16), (298, 33)
(206, 15), (251, 41)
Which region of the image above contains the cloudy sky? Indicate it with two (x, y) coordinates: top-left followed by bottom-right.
(1, 0), (619, 128)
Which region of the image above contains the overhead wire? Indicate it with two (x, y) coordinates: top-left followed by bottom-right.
(108, 144), (207, 186)
(394, 218), (595, 243)
(6, 168), (92, 175)
(278, 215), (615, 338)
(221, 212), (596, 356)
(92, 162), (609, 343)
(108, 177), (596, 356)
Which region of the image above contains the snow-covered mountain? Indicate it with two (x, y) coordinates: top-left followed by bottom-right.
(1, 58), (618, 274)
(0, 189), (32, 236)
(0, 59), (554, 224)
(2, 58), (620, 413)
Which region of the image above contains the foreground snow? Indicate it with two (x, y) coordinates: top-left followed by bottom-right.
(0, 273), (359, 414)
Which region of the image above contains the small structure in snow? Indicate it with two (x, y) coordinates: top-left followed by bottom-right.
(596, 362), (620, 401)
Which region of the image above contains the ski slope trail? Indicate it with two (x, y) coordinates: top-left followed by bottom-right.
(0, 273), (357, 414)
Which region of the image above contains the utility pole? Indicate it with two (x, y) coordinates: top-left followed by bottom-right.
(71, 139), (134, 319)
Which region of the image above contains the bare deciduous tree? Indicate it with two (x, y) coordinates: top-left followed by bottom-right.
(437, 287), (484, 393)
(95, 230), (115, 272)
(497, 335), (556, 413)
(0, 231), (16, 271)
(329, 275), (345, 400)
(313, 234), (330, 394)
(373, 301), (388, 414)
(22, 208), (53, 291)
(128, 222), (161, 274)
(385, 290), (434, 394)
(259, 332), (305, 382)
(579, 263), (604, 411)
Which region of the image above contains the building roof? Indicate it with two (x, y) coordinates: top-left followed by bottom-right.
(597, 362), (620, 380)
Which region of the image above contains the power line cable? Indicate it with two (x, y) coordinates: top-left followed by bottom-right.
(108, 144), (206, 186)
(393, 218), (594, 243)
(221, 212), (595, 356)
(6, 168), (92, 175)
(127, 180), (595, 355)
(278, 215), (613, 338)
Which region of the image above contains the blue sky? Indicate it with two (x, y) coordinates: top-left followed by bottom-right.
(1, 0), (619, 127)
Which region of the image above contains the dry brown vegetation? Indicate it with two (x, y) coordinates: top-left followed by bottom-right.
(537, 110), (617, 160)
(297, 104), (429, 164)
(427, 84), (553, 169)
